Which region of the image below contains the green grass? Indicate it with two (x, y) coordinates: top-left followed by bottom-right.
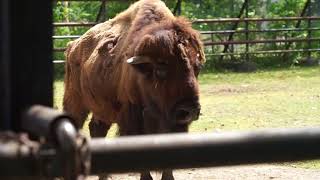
(54, 66), (320, 168)
(193, 66), (320, 132)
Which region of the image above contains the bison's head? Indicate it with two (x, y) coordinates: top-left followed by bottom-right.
(124, 18), (205, 133)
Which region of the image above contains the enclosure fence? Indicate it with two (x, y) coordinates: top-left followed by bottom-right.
(53, 0), (320, 65)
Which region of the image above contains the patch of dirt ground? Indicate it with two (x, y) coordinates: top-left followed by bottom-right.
(87, 164), (320, 180)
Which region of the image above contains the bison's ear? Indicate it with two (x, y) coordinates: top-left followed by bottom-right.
(97, 36), (119, 57)
(126, 56), (153, 76)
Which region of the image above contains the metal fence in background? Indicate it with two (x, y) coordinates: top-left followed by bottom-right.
(52, 0), (320, 65)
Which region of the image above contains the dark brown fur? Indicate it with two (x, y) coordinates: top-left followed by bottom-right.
(63, 0), (205, 179)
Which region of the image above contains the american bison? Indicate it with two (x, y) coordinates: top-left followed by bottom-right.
(63, 0), (205, 179)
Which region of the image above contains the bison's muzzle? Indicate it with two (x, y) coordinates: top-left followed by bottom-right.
(142, 98), (200, 133)
(172, 98), (201, 132)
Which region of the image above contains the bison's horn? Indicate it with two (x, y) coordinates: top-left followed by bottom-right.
(126, 56), (151, 64)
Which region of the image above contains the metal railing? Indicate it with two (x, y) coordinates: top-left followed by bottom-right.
(3, 105), (320, 179)
(53, 16), (320, 64)
(195, 16), (320, 62)
(193, 16), (320, 23)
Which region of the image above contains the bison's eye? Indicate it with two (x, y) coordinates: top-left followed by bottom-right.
(154, 63), (168, 80)
(155, 68), (167, 79)
(194, 63), (203, 77)
(133, 63), (153, 77)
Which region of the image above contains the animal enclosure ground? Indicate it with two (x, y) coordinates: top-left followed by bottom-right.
(54, 66), (320, 171)
(86, 164), (320, 180)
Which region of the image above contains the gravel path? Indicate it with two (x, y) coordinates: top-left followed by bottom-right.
(87, 164), (320, 180)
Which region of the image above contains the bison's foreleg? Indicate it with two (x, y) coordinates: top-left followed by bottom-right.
(117, 104), (155, 179)
(89, 116), (112, 180)
(140, 171), (153, 180)
(161, 169), (174, 180)
(63, 91), (89, 129)
(89, 117), (111, 137)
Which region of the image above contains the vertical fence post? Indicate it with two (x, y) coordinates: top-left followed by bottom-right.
(283, 0), (311, 62)
(173, 0), (182, 16)
(307, 1), (312, 61)
(219, 0), (249, 65)
(211, 25), (214, 54)
(231, 0), (235, 59)
(245, 0), (250, 62)
(96, 0), (107, 22)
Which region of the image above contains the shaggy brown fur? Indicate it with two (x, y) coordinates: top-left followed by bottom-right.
(63, 0), (205, 179)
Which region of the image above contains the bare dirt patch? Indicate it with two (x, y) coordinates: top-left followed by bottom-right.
(205, 84), (259, 95)
(87, 164), (320, 180)
(202, 82), (289, 96)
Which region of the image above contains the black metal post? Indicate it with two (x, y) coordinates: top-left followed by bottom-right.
(0, 105), (90, 179)
(0, 0), (53, 131)
(0, 0), (11, 130)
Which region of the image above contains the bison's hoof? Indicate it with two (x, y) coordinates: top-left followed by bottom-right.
(140, 172), (153, 180)
(161, 171), (174, 180)
(161, 175), (174, 180)
(98, 174), (112, 180)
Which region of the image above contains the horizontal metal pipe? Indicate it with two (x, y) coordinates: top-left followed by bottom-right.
(53, 0), (129, 1)
(54, 48), (320, 62)
(52, 27), (320, 39)
(52, 17), (320, 27)
(193, 16), (320, 23)
(22, 105), (73, 139)
(207, 48), (320, 56)
(53, 0), (105, 1)
(53, 22), (97, 27)
(3, 127), (320, 176)
(53, 35), (81, 39)
(54, 38), (320, 52)
(204, 38), (320, 46)
(89, 127), (320, 174)
(201, 27), (320, 35)
(53, 47), (66, 52)
(53, 60), (65, 64)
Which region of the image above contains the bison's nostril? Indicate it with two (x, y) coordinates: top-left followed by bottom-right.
(176, 109), (190, 121)
(193, 109), (200, 121)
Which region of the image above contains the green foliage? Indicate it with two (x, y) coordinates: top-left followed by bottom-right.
(267, 0), (305, 17)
